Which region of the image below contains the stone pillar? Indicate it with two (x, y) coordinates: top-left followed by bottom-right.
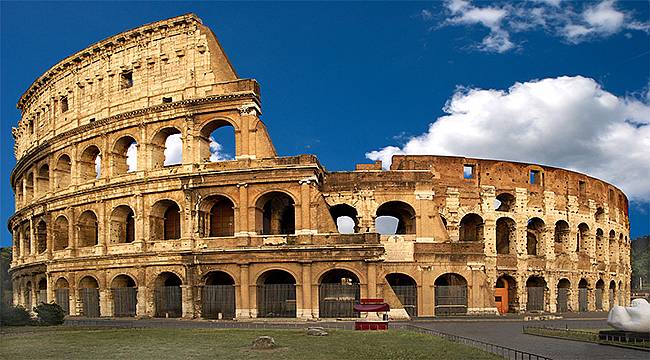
(100, 289), (112, 317)
(415, 190), (435, 242)
(367, 262), (377, 299)
(181, 285), (194, 318)
(300, 262), (313, 319)
(236, 183), (250, 236)
(136, 286), (148, 316)
(237, 264), (251, 319)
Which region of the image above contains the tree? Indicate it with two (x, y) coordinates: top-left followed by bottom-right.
(0, 247), (12, 306)
(631, 236), (649, 291)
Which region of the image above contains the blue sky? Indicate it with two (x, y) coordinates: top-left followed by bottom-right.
(1, 1), (648, 246)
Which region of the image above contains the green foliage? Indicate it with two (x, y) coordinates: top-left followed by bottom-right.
(631, 236), (649, 290)
(0, 247), (12, 306)
(0, 304), (33, 326)
(34, 302), (66, 326)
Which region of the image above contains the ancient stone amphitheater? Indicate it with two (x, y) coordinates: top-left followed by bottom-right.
(9, 14), (630, 320)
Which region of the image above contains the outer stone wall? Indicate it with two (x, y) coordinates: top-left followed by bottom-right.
(9, 14), (630, 319)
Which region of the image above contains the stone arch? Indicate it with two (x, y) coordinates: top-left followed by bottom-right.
(526, 276), (547, 312)
(21, 222), (31, 255)
(24, 281), (33, 308)
(329, 203), (359, 234)
(198, 118), (238, 162)
(201, 270), (236, 320)
(37, 163), (49, 197)
(318, 269), (361, 318)
(36, 219), (47, 254)
(577, 223), (589, 253)
(375, 201), (416, 235)
(495, 192), (516, 212)
(609, 230), (618, 264)
(496, 217), (516, 255)
(386, 273), (418, 317)
(151, 126), (182, 167)
(110, 205), (136, 244)
(256, 269), (297, 318)
(53, 215), (69, 251)
(78, 275), (100, 317)
(111, 274), (137, 317)
(609, 280), (617, 308)
(495, 274), (517, 314)
(154, 272), (183, 318)
(578, 278), (589, 312)
(595, 279), (605, 310)
(37, 278), (47, 304)
(434, 273), (468, 316)
(255, 191), (295, 235)
(79, 144), (102, 181)
(556, 278), (571, 312)
(459, 213), (484, 242)
(77, 210), (98, 247)
(526, 217), (545, 256)
(553, 220), (570, 256)
(111, 135), (138, 174)
(199, 195), (235, 237)
(24, 171), (34, 202)
(595, 207), (605, 222)
(596, 228), (606, 263)
(110, 273), (139, 288)
(54, 154), (72, 189)
(150, 199), (181, 240)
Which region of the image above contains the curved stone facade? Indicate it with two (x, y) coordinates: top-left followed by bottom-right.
(9, 14), (630, 319)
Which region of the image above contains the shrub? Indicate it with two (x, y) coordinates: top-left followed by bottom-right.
(0, 304), (33, 326)
(34, 302), (65, 326)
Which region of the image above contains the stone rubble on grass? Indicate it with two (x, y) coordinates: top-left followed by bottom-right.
(252, 336), (276, 349)
(306, 327), (329, 336)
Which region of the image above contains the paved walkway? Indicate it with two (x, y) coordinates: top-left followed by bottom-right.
(416, 319), (647, 360)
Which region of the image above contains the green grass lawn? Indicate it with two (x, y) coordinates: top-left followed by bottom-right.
(0, 326), (502, 360)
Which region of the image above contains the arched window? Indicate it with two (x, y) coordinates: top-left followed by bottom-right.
(53, 216), (69, 251)
(78, 210), (99, 247)
(494, 193), (516, 212)
(112, 136), (138, 174)
(110, 205), (136, 244)
(386, 273), (418, 317)
(111, 274), (137, 317)
(21, 222), (31, 256)
(37, 164), (49, 197)
(78, 276), (100, 317)
(255, 192), (295, 235)
(54, 278), (70, 315)
(526, 276), (546, 312)
(36, 220), (47, 254)
(154, 272), (182, 318)
(459, 213), (483, 242)
(319, 269), (360, 318)
(202, 271), (236, 319)
(199, 120), (236, 162)
(375, 201), (416, 235)
(557, 278), (571, 312)
(595, 207), (605, 222)
(329, 204), (358, 234)
(496, 217), (516, 255)
(25, 172), (34, 202)
(527, 218), (545, 256)
(199, 196), (235, 237)
(577, 223), (589, 253)
(55, 154), (72, 189)
(596, 228), (606, 262)
(434, 273), (468, 316)
(609, 230), (618, 263)
(151, 200), (181, 240)
(152, 127), (182, 167)
(553, 220), (569, 256)
(257, 270), (296, 318)
(578, 279), (589, 312)
(79, 145), (101, 181)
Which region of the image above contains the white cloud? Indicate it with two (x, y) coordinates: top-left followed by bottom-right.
(164, 134), (183, 166)
(366, 76), (650, 202)
(432, 0), (648, 52)
(94, 154), (101, 179)
(209, 137), (234, 162)
(126, 142), (137, 172)
(336, 217), (356, 234)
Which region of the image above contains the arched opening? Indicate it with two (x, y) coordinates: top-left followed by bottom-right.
(79, 145), (101, 181)
(434, 273), (467, 316)
(495, 275), (517, 314)
(496, 217), (516, 255)
(459, 214), (484, 242)
(110, 205), (136, 244)
(154, 272), (182, 318)
(386, 273), (418, 317)
(556, 278), (571, 312)
(199, 120), (236, 162)
(375, 201), (416, 235)
(152, 127), (182, 167)
(21, 223), (31, 256)
(78, 210), (98, 247)
(202, 271), (236, 319)
(24, 172), (34, 202)
(577, 223), (589, 253)
(495, 193), (516, 212)
(319, 269), (360, 318)
(199, 196), (235, 237)
(609, 230), (618, 264)
(595, 207), (605, 222)
(609, 280), (617, 309)
(36, 220), (47, 254)
(595, 279), (605, 310)
(24, 281), (32, 308)
(578, 279), (589, 312)
(150, 200), (181, 240)
(256, 270), (296, 318)
(527, 218), (545, 256)
(526, 276), (546, 312)
(37, 164), (49, 197)
(54, 278), (70, 315)
(618, 280), (623, 305)
(553, 220), (569, 256)
(14, 180), (23, 205)
(596, 229), (606, 263)
(78, 276), (100, 317)
(329, 204), (358, 234)
(37, 278), (47, 304)
(255, 192), (295, 235)
(111, 275), (137, 317)
(112, 136), (138, 174)
(54, 154), (71, 189)
(53, 216), (69, 251)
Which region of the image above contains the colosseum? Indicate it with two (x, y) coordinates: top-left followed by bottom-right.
(9, 14), (630, 320)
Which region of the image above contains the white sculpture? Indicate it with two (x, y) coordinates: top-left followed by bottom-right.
(607, 298), (650, 332)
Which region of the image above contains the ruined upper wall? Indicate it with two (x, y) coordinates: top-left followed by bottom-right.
(12, 13), (240, 161)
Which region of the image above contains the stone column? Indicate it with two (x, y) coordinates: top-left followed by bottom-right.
(300, 262), (313, 319)
(100, 289), (112, 317)
(181, 285), (194, 318)
(236, 183), (250, 236)
(367, 262), (377, 299)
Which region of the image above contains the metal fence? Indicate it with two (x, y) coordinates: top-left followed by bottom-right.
(155, 286), (182, 318)
(202, 285), (235, 319)
(527, 287), (545, 311)
(55, 288), (70, 315)
(556, 288), (569, 312)
(79, 288), (100, 317)
(390, 285), (417, 317)
(595, 289), (603, 310)
(257, 284), (296, 318)
(578, 288), (588, 312)
(398, 324), (552, 360)
(434, 285), (467, 316)
(319, 283), (359, 318)
(113, 287), (137, 317)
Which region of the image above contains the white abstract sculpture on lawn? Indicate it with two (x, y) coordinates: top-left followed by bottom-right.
(607, 298), (650, 332)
